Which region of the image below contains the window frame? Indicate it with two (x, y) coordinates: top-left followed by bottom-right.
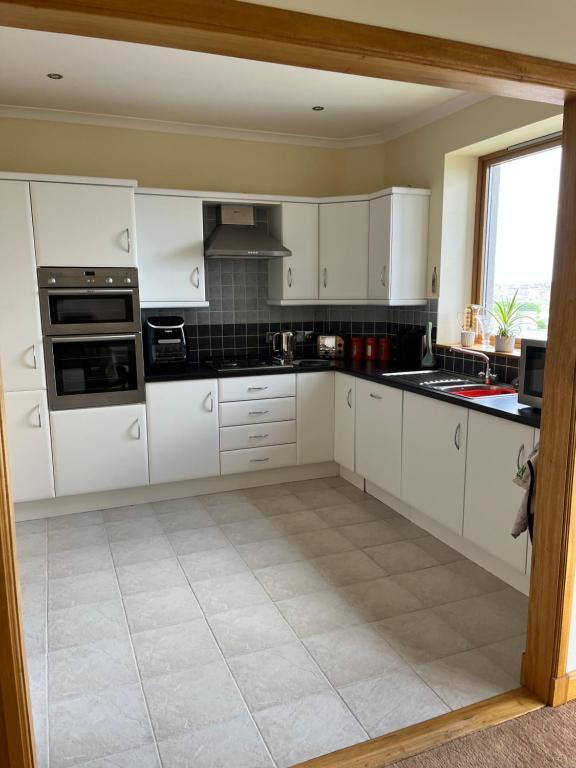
(471, 134), (562, 345)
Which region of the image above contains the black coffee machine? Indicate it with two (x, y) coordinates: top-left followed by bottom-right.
(145, 316), (187, 365)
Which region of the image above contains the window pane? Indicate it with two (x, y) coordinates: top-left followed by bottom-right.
(483, 145), (561, 337)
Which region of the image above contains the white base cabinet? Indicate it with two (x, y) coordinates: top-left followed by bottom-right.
(355, 379), (402, 498)
(297, 371), (334, 465)
(464, 411), (534, 573)
(402, 392), (468, 534)
(334, 373), (356, 472)
(146, 380), (220, 484)
(5, 390), (54, 503)
(50, 404), (148, 496)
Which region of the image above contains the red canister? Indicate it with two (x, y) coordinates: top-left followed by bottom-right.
(350, 336), (363, 360)
(378, 337), (392, 362)
(364, 336), (377, 361)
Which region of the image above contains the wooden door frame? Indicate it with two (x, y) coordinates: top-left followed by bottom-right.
(2, 1), (576, 766)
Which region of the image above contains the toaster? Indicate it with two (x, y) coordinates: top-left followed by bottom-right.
(317, 335), (345, 359)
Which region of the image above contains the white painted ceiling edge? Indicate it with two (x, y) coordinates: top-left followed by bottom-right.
(0, 93), (488, 148)
(241, 0), (576, 66)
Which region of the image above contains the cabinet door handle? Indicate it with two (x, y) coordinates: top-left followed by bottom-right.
(31, 344), (38, 370)
(206, 392), (214, 412)
(250, 457), (270, 463)
(248, 386), (268, 391)
(287, 267), (293, 288)
(249, 410), (269, 416)
(133, 419), (141, 440)
(35, 404), (42, 429)
(346, 388), (352, 409)
(454, 423), (461, 451)
(323, 267), (328, 289)
(517, 444), (525, 471)
(369, 392), (382, 400)
(125, 227), (131, 253)
(380, 266), (387, 287)
(192, 267), (200, 289)
(249, 434), (269, 439)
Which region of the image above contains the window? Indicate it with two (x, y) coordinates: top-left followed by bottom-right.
(473, 137), (562, 339)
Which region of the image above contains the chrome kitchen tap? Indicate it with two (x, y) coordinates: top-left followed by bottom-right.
(450, 347), (495, 385)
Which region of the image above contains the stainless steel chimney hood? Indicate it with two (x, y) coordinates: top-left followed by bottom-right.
(204, 204), (291, 259)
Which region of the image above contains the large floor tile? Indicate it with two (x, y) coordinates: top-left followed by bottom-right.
(73, 745), (161, 768)
(292, 488), (350, 509)
(364, 540), (439, 574)
(235, 538), (305, 569)
(338, 667), (449, 737)
(27, 653), (48, 768)
(49, 684), (154, 768)
(303, 624), (405, 687)
(477, 634), (525, 681)
(123, 585), (202, 633)
(314, 504), (378, 527)
(143, 661), (247, 740)
(101, 503), (156, 524)
(271, 509), (328, 535)
(132, 619), (221, 679)
(433, 589), (528, 647)
(339, 577), (425, 622)
(414, 536), (465, 564)
(49, 637), (139, 701)
(17, 518), (48, 535)
(253, 690), (367, 768)
(192, 572), (270, 615)
(207, 502), (264, 525)
(156, 507), (216, 532)
(282, 478), (331, 494)
(23, 609), (47, 656)
(254, 560), (331, 601)
(375, 608), (473, 664)
(220, 518), (285, 545)
(244, 484), (293, 500)
(105, 516), (164, 543)
(287, 529), (356, 558)
(254, 494), (307, 516)
(208, 603), (296, 657)
(338, 521), (408, 548)
(48, 510), (104, 530)
(157, 713), (274, 768)
(18, 532), (47, 560)
(116, 558), (187, 596)
(167, 527), (229, 555)
(276, 589), (364, 637)
(391, 560), (506, 608)
(48, 599), (128, 651)
(385, 517), (428, 541)
(313, 550), (386, 587)
(152, 497), (206, 515)
(19, 555), (47, 587)
(228, 641), (330, 711)
(179, 547), (248, 582)
(110, 535), (175, 566)
(415, 648), (519, 709)
(48, 525), (108, 554)
(48, 569), (119, 611)
(48, 545), (114, 579)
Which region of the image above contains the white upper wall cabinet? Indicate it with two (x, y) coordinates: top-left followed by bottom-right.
(0, 180), (45, 391)
(136, 194), (207, 307)
(31, 182), (137, 268)
(319, 201), (369, 300)
(368, 191), (429, 303)
(268, 203), (319, 302)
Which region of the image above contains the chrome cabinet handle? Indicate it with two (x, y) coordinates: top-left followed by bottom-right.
(346, 388), (352, 408)
(192, 267), (200, 289)
(369, 392), (382, 400)
(35, 404), (42, 429)
(323, 267), (328, 288)
(206, 392), (214, 412)
(249, 434), (269, 439)
(248, 386), (268, 391)
(249, 410), (269, 416)
(454, 423), (461, 451)
(125, 228), (131, 253)
(380, 266), (387, 287)
(517, 444), (525, 471)
(287, 267), (293, 288)
(31, 344), (38, 370)
(134, 419), (141, 440)
(250, 457), (270, 463)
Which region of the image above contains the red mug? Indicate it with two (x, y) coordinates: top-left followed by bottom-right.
(350, 337), (363, 360)
(378, 337), (392, 362)
(364, 336), (377, 361)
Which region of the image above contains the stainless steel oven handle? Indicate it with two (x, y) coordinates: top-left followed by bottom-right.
(49, 334), (138, 343)
(46, 289), (135, 295)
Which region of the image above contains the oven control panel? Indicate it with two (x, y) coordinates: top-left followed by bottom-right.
(37, 267), (138, 288)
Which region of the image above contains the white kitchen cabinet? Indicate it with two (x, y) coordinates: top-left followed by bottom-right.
(297, 372), (334, 464)
(402, 392), (468, 534)
(368, 190), (429, 303)
(146, 380), (220, 484)
(355, 379), (403, 497)
(5, 390), (54, 502)
(319, 202), (369, 300)
(334, 373), (356, 472)
(50, 404), (148, 496)
(268, 203), (319, 302)
(136, 194), (207, 307)
(31, 182), (137, 268)
(0, 181), (45, 392)
(464, 412), (534, 573)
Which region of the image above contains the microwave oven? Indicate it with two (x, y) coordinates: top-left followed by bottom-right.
(518, 338), (546, 410)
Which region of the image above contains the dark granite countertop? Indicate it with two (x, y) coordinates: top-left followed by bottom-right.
(145, 359), (541, 429)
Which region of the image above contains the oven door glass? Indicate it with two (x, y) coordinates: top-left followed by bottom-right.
(47, 335), (144, 409)
(48, 290), (134, 325)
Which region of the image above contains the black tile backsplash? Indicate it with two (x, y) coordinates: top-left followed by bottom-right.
(141, 258), (438, 363)
(435, 346), (520, 385)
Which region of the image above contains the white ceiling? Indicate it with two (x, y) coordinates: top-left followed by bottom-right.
(0, 26), (480, 146)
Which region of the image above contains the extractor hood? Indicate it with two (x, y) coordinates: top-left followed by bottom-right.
(204, 204), (291, 259)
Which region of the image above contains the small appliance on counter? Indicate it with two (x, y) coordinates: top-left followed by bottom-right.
(518, 338), (546, 410)
(272, 330), (296, 364)
(378, 337), (392, 362)
(317, 335), (345, 359)
(145, 316), (187, 366)
(395, 328), (426, 367)
(350, 337), (363, 361)
(364, 336), (377, 361)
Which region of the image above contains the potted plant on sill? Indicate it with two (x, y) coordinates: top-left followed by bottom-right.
(489, 290), (531, 353)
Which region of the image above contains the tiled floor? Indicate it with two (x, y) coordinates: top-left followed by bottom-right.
(16, 477), (528, 768)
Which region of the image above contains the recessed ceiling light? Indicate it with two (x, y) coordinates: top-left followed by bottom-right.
(46, 73), (63, 80)
(312, 106), (325, 111)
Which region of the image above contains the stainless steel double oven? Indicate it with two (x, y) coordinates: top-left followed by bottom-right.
(39, 267), (145, 410)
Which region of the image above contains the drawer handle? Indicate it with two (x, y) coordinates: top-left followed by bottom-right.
(249, 410), (269, 415)
(250, 457), (270, 463)
(249, 434), (269, 439)
(369, 392), (382, 400)
(133, 419), (141, 440)
(35, 404), (42, 429)
(205, 392), (214, 412)
(517, 444), (525, 471)
(248, 386), (268, 391)
(454, 423), (461, 451)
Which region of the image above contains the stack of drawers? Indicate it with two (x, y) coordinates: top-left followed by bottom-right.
(219, 374), (297, 475)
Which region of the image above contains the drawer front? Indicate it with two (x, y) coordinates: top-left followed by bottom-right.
(219, 374), (296, 402)
(219, 397), (296, 427)
(220, 420), (296, 451)
(220, 443), (297, 475)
